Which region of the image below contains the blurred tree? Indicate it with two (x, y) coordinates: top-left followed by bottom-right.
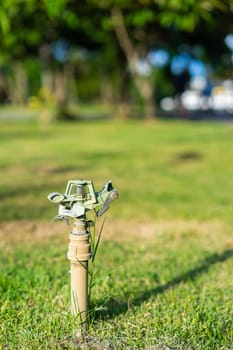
(1, 0), (233, 119)
(41, 0), (233, 119)
(0, 0), (44, 103)
(0, 0), (79, 114)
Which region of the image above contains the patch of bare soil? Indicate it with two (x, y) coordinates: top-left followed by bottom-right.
(0, 218), (232, 249)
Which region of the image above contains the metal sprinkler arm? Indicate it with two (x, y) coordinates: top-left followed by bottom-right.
(97, 186), (119, 216)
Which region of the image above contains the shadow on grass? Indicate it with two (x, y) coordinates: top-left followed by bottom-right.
(95, 249), (233, 320)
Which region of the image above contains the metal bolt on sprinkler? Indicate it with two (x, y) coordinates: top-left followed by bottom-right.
(48, 180), (118, 337)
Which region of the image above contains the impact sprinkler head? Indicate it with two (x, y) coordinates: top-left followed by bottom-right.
(48, 180), (119, 222)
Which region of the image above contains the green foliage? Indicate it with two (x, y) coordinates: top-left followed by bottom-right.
(0, 0), (44, 61)
(129, 9), (154, 26)
(43, 0), (68, 17)
(0, 6), (10, 35)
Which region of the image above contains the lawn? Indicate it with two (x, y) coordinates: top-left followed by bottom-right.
(0, 116), (232, 349)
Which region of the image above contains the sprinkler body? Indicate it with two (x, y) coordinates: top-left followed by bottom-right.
(67, 218), (91, 328)
(48, 180), (118, 336)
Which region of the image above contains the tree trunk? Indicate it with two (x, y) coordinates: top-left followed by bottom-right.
(41, 69), (54, 93)
(10, 63), (28, 105)
(40, 64), (76, 121)
(111, 7), (156, 120)
(137, 77), (156, 120)
(0, 72), (9, 104)
(99, 68), (115, 104)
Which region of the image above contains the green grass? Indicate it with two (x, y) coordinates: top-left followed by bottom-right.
(0, 117), (233, 349)
(0, 119), (232, 221)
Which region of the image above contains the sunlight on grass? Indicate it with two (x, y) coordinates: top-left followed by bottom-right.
(0, 118), (232, 349)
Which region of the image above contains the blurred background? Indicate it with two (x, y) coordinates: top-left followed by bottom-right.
(1, 2), (233, 349)
(1, 0), (233, 121)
